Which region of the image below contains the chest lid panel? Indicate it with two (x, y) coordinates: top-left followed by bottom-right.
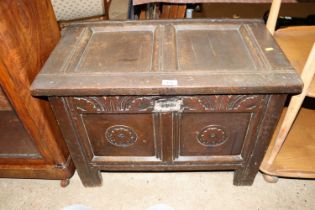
(31, 20), (302, 96)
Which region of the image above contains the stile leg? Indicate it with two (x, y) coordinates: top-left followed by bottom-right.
(233, 168), (256, 186)
(234, 95), (287, 186)
(79, 168), (103, 187)
(49, 97), (103, 187)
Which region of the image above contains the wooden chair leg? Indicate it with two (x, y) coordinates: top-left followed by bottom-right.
(267, 44), (315, 166)
(104, 0), (111, 19)
(266, 0), (282, 35)
(267, 93), (306, 165)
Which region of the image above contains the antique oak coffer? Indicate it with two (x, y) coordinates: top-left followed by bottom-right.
(31, 20), (302, 187)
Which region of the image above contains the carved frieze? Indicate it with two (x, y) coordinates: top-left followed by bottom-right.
(71, 96), (156, 113)
(182, 95), (264, 112)
(70, 95), (264, 113)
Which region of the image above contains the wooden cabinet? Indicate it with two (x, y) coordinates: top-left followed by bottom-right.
(0, 87), (41, 162)
(31, 20), (302, 187)
(0, 0), (74, 183)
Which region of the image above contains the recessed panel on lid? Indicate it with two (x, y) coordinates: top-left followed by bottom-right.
(31, 20), (302, 96)
(77, 27), (154, 73)
(176, 25), (256, 71)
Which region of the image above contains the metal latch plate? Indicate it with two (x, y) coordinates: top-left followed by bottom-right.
(153, 98), (183, 112)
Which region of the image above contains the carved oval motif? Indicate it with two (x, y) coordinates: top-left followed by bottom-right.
(197, 125), (228, 147)
(105, 125), (138, 147)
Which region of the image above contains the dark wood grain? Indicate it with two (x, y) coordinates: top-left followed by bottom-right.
(169, 5), (178, 19)
(0, 0), (74, 181)
(31, 20), (302, 96)
(49, 94), (286, 186)
(159, 4), (186, 19)
(32, 20), (302, 186)
(176, 5), (186, 18)
(160, 4), (170, 18)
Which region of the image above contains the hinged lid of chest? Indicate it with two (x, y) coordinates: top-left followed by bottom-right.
(31, 19), (302, 96)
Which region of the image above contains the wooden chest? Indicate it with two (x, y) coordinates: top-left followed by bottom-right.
(31, 20), (302, 187)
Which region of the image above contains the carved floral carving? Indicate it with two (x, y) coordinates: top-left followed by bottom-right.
(72, 96), (156, 112)
(105, 125), (138, 147)
(197, 125), (229, 147)
(182, 95), (264, 112)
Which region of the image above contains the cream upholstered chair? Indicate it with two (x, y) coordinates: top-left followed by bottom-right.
(51, 0), (111, 27)
(260, 0), (315, 182)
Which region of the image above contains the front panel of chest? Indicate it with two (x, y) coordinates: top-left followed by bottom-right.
(66, 95), (267, 167)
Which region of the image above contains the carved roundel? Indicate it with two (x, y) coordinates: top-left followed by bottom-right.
(197, 125), (229, 147)
(105, 125), (138, 147)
